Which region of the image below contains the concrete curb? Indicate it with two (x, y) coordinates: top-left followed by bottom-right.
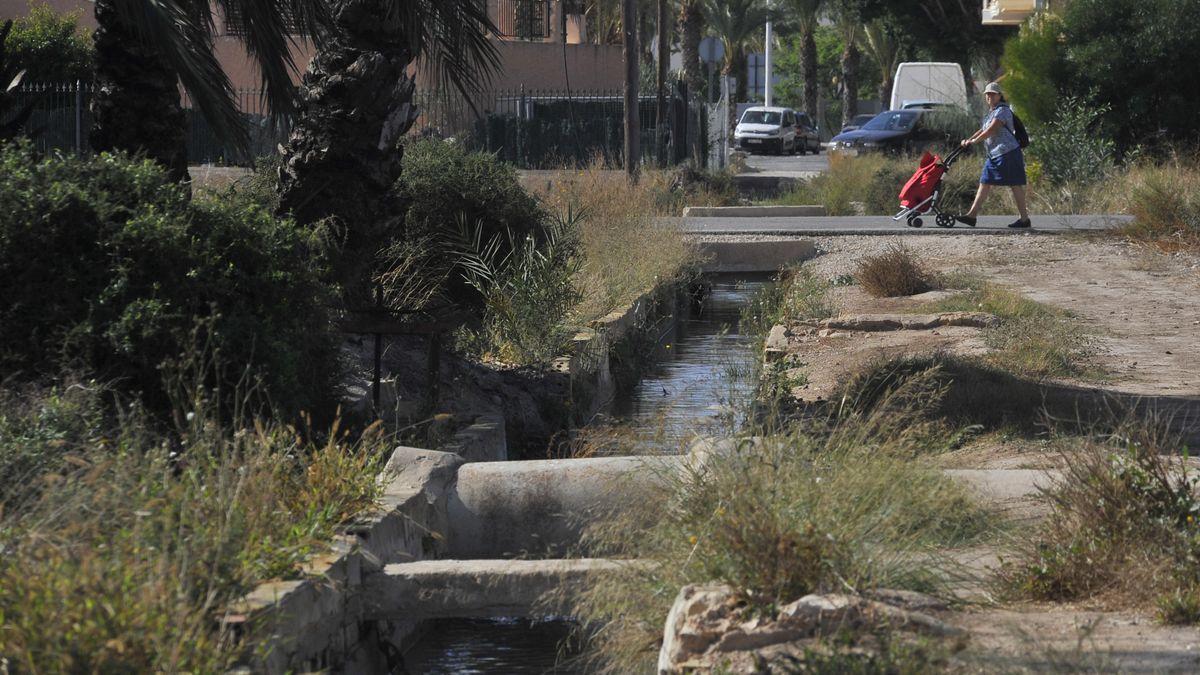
(683, 205), (827, 218)
(685, 228), (1086, 237)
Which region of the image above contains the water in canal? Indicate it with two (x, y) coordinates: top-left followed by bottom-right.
(400, 274), (772, 673)
(607, 273), (772, 449)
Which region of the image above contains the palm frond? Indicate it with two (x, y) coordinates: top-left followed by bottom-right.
(212, 0), (332, 119)
(381, 0), (502, 98)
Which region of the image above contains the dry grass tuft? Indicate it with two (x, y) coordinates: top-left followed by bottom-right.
(922, 283), (1101, 381)
(855, 242), (939, 298)
(533, 161), (699, 323)
(1111, 160), (1200, 252)
(566, 383), (992, 672)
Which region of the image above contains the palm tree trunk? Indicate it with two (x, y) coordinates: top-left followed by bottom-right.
(655, 0), (669, 168)
(840, 41), (859, 126)
(678, 0), (704, 96)
(678, 0), (704, 166)
(724, 48), (746, 135)
(277, 1), (417, 289)
(879, 72), (894, 111)
(800, 26), (818, 120)
(623, 0), (640, 180)
(90, 0), (188, 182)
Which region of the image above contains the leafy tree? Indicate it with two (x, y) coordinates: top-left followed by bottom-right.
(5, 1), (93, 83)
(861, 17), (905, 109)
(829, 0), (864, 125)
(1000, 13), (1066, 129)
(678, 0), (706, 97)
(1061, 0), (1200, 150)
(862, 0), (1014, 95)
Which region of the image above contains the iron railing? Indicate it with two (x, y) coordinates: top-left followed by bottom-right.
(10, 82), (703, 170)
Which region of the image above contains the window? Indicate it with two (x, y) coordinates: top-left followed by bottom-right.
(861, 111), (919, 131)
(740, 110), (782, 125)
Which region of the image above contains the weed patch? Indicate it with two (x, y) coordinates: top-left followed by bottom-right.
(0, 383), (387, 671)
(569, 398), (991, 672)
(534, 161), (698, 324)
(922, 284), (1101, 381)
(997, 425), (1200, 623)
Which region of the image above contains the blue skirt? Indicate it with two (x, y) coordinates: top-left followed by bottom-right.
(980, 149), (1027, 186)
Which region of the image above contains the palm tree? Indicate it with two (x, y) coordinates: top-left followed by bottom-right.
(861, 18), (902, 111)
(702, 0), (769, 132)
(781, 0), (821, 120)
(276, 0), (499, 271)
(829, 0), (862, 126)
(89, 1), (329, 182)
(677, 0), (705, 97)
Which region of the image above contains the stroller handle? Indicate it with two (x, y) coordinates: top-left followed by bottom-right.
(940, 145), (967, 168)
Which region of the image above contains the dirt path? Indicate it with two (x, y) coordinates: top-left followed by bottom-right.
(780, 235), (1200, 671)
(801, 234), (1200, 399)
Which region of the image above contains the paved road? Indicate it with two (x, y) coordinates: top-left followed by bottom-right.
(679, 214), (1132, 236)
(742, 152), (829, 178)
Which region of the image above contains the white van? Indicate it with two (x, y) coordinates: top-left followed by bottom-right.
(890, 63), (968, 111)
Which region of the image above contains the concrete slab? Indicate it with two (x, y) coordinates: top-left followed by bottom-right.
(678, 214), (1132, 236)
(364, 558), (639, 619)
(698, 239), (817, 273)
(446, 455), (683, 557)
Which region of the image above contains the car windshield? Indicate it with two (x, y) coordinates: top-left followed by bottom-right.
(861, 111), (919, 131)
(741, 110), (782, 125)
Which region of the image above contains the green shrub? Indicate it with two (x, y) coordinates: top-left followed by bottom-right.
(0, 142), (337, 417)
(453, 209), (584, 365)
(999, 428), (1200, 622)
(1029, 97), (1115, 187)
(396, 138), (547, 307)
(1000, 13), (1068, 129)
(5, 1), (93, 82)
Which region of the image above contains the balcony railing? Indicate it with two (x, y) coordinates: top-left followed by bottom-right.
(493, 0), (553, 40)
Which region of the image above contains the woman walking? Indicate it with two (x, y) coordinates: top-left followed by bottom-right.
(954, 82), (1031, 228)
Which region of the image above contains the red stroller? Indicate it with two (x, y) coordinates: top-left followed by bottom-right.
(892, 146), (966, 228)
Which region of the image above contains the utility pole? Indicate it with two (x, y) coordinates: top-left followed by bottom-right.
(656, 0), (669, 168)
(764, 21), (773, 107)
(623, 0), (640, 181)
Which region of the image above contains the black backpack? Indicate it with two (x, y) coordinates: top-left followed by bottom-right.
(1003, 104), (1031, 149)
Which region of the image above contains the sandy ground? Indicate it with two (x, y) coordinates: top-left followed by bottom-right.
(759, 235), (1200, 672)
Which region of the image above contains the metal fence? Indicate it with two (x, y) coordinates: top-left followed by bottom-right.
(11, 83), (704, 170)
(413, 87), (704, 169)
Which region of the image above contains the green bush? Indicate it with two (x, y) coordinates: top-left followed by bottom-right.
(5, 1), (93, 82)
(453, 209), (583, 365)
(396, 138), (546, 307)
(0, 383), (387, 672)
(1029, 97), (1115, 187)
(0, 142), (337, 417)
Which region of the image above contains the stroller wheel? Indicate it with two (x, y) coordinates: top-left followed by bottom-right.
(908, 216), (923, 228)
(936, 213), (955, 228)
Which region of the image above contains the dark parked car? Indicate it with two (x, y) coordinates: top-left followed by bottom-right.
(839, 114), (876, 135)
(828, 109), (952, 154)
